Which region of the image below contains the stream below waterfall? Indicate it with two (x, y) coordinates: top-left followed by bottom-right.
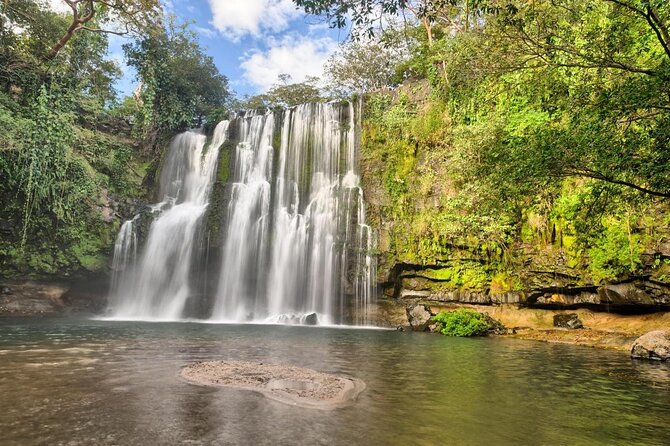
(0, 317), (669, 445)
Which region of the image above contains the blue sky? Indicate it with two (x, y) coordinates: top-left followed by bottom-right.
(106, 0), (349, 99)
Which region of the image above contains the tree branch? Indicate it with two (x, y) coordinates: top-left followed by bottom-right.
(646, 6), (670, 61)
(565, 168), (670, 198)
(78, 24), (130, 37)
(603, 0), (670, 61)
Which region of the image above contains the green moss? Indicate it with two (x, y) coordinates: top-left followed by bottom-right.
(421, 262), (490, 290)
(490, 272), (523, 292)
(361, 85), (670, 288)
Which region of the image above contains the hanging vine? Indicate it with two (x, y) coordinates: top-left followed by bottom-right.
(18, 84), (74, 251)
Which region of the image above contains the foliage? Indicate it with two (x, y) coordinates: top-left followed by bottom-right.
(0, 1), (159, 277)
(45, 0), (161, 59)
(293, 0), (487, 39)
(588, 216), (643, 283)
(18, 85), (74, 248)
(239, 74), (325, 109)
(358, 0), (670, 286)
(324, 31), (410, 94)
(432, 309), (490, 337)
(124, 17), (231, 141)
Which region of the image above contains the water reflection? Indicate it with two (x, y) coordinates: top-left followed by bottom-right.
(0, 318), (668, 445)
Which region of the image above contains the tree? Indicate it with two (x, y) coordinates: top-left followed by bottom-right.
(47, 0), (161, 58)
(124, 18), (231, 146)
(445, 0), (670, 199)
(293, 0), (490, 40)
(325, 33), (409, 94)
(240, 75), (325, 109)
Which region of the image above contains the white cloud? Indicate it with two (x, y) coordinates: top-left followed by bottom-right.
(195, 26), (217, 39)
(240, 35), (338, 92)
(208, 0), (300, 41)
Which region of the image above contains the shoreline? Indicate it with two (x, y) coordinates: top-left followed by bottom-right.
(374, 299), (670, 353)
(1, 279), (668, 354)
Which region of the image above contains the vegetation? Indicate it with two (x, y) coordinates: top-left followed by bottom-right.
(0, 1), (229, 278)
(1, 0), (669, 292)
(239, 74), (324, 109)
(124, 17), (231, 147)
(324, 32), (410, 95)
(432, 309), (490, 337)
(343, 0), (670, 290)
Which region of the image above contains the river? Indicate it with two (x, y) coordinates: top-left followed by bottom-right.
(0, 318), (668, 445)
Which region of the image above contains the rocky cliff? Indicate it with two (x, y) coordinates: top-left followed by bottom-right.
(360, 82), (670, 316)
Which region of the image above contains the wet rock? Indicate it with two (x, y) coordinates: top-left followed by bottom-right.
(490, 292), (522, 304)
(598, 283), (654, 306)
(406, 304), (433, 332)
(428, 323), (441, 333)
(482, 314), (509, 335)
(302, 312), (318, 325)
(399, 289), (432, 299)
(631, 330), (670, 361)
(553, 313), (583, 329)
(181, 360), (366, 410)
(0, 282), (69, 316)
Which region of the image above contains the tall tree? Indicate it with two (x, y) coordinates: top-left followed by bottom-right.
(47, 0), (161, 58)
(124, 18), (231, 147)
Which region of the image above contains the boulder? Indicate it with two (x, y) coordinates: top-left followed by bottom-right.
(302, 312), (318, 326)
(1, 286), (12, 295)
(553, 313), (583, 329)
(406, 304), (433, 332)
(631, 330), (670, 361)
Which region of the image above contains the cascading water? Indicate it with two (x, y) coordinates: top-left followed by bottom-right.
(107, 102), (375, 325)
(211, 102), (376, 325)
(108, 121), (229, 320)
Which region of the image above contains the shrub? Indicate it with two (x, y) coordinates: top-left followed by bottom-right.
(432, 309), (490, 337)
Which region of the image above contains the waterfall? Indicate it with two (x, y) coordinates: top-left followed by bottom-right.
(109, 218), (137, 298)
(211, 102), (376, 325)
(106, 102), (375, 325)
(108, 121), (229, 320)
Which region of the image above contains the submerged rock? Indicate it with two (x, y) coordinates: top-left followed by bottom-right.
(631, 330), (670, 361)
(0, 282), (69, 316)
(181, 360), (365, 409)
(553, 313), (584, 329)
(406, 304), (433, 331)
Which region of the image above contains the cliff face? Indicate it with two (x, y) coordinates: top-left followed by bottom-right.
(360, 82), (670, 314)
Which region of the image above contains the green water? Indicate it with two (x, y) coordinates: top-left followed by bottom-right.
(0, 318), (668, 445)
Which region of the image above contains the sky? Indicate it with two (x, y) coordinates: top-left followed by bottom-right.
(105, 0), (349, 99)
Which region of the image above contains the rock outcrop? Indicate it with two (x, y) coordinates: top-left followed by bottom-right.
(0, 282), (68, 315)
(406, 304), (433, 331)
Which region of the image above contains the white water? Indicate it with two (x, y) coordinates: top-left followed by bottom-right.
(107, 103), (375, 325)
(108, 121), (229, 320)
(211, 103), (376, 324)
